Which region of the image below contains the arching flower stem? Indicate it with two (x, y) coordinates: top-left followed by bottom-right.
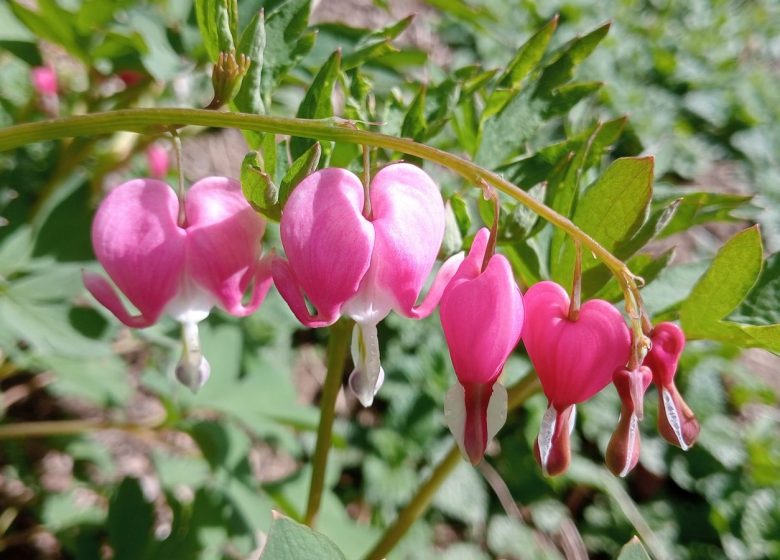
(362, 144), (372, 218)
(0, 109), (647, 338)
(479, 181), (500, 273)
(171, 130), (187, 227)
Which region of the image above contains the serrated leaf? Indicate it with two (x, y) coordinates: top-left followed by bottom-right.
(551, 157), (654, 287)
(261, 515), (347, 560)
(290, 51), (340, 159)
(108, 478), (154, 560)
(617, 537), (652, 560)
(533, 22), (610, 96)
(497, 15), (558, 90)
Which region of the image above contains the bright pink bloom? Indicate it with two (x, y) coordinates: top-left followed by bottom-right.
(606, 365), (652, 477)
(84, 177), (272, 391)
(31, 66), (58, 96)
(523, 281), (631, 475)
(272, 163), (463, 406)
(440, 228), (524, 464)
(643, 322), (700, 449)
(146, 144), (170, 179)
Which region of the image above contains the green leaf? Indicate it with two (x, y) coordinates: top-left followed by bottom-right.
(108, 478), (154, 560)
(551, 157), (654, 287)
(261, 0), (313, 99)
(730, 251), (780, 326)
(234, 9), (267, 121)
(195, 0), (235, 61)
(280, 142), (322, 206)
(496, 15), (558, 90)
(533, 22), (611, 96)
(8, 0), (86, 60)
(617, 537), (652, 560)
(401, 85), (427, 141)
(261, 515), (347, 560)
(290, 50), (340, 159)
(342, 40), (398, 70)
(658, 191), (753, 237)
(541, 80), (603, 117)
(680, 226), (780, 352)
(241, 151), (279, 219)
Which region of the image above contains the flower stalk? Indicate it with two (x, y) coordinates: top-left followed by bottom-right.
(304, 318), (352, 527)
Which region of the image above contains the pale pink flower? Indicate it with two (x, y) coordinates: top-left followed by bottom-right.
(272, 163), (463, 406)
(440, 228), (524, 464)
(146, 144), (170, 179)
(643, 322), (700, 449)
(84, 177), (272, 391)
(523, 281), (631, 476)
(31, 66), (58, 96)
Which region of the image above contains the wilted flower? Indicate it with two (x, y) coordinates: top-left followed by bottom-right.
(523, 281), (631, 476)
(440, 227), (524, 464)
(643, 322), (700, 449)
(272, 163), (463, 406)
(84, 177), (272, 392)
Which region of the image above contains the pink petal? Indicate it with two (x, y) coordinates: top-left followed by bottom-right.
(523, 281), (631, 409)
(276, 168), (374, 326)
(146, 144), (170, 179)
(445, 381), (508, 465)
(643, 322), (685, 387)
(89, 179), (186, 326)
(440, 229), (524, 385)
(82, 271), (157, 328)
(185, 177), (268, 316)
(31, 66), (57, 96)
(365, 163), (448, 318)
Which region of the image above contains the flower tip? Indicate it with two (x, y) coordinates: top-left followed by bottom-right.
(348, 366), (385, 408)
(534, 404), (574, 477)
(175, 355), (211, 393)
(658, 385), (700, 450)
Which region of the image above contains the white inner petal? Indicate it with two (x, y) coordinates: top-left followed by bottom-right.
(166, 275), (216, 323)
(175, 320), (211, 392)
(444, 384), (467, 459)
(661, 387), (688, 450)
(619, 413), (640, 478)
(486, 382), (508, 442)
(343, 272), (394, 325)
(538, 405), (558, 471)
(348, 321), (384, 407)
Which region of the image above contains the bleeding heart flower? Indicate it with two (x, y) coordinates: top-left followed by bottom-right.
(606, 365), (652, 477)
(272, 163), (463, 406)
(523, 280), (631, 476)
(440, 228), (524, 464)
(146, 144), (170, 179)
(84, 177), (272, 392)
(642, 322), (700, 449)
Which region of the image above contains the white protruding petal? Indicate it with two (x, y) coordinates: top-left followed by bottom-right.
(486, 382), (508, 442)
(166, 275), (215, 324)
(175, 320), (211, 392)
(661, 387), (688, 451)
(348, 321), (384, 407)
(538, 405), (558, 471)
(619, 413), (640, 478)
(444, 384), (467, 459)
(568, 404), (577, 434)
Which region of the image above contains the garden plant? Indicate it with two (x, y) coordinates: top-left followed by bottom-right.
(0, 0), (779, 559)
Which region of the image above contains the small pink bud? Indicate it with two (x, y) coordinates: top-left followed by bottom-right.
(440, 228), (524, 464)
(118, 70), (144, 88)
(146, 144), (170, 179)
(31, 66), (58, 96)
(606, 366), (652, 477)
(523, 281), (631, 476)
(642, 322), (700, 449)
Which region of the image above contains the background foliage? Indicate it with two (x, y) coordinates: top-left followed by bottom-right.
(0, 0), (778, 559)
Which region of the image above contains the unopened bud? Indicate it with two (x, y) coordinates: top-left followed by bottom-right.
(208, 51), (251, 110)
(606, 366), (652, 477)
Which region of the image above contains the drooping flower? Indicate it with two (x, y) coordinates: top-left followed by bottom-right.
(642, 322), (700, 449)
(606, 365), (652, 477)
(523, 281), (631, 476)
(272, 163), (463, 406)
(440, 228), (524, 464)
(84, 177), (272, 391)
(146, 144), (170, 179)
(31, 66), (58, 96)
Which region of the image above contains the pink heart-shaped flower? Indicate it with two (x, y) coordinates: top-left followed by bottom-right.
(524, 281), (631, 409)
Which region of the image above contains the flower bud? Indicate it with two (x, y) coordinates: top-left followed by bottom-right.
(606, 366), (652, 477)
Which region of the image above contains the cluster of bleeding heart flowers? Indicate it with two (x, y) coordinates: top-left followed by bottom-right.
(85, 162), (699, 477)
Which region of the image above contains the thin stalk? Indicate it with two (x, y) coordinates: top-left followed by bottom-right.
(0, 412), (165, 439)
(362, 373), (541, 560)
(481, 185), (500, 273)
(305, 318), (352, 527)
(0, 109), (639, 295)
(568, 239), (582, 321)
(172, 131), (187, 227)
(362, 144), (372, 218)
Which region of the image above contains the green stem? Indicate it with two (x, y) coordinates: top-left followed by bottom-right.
(0, 412), (165, 439)
(362, 373), (541, 560)
(305, 318), (352, 527)
(0, 109), (638, 293)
